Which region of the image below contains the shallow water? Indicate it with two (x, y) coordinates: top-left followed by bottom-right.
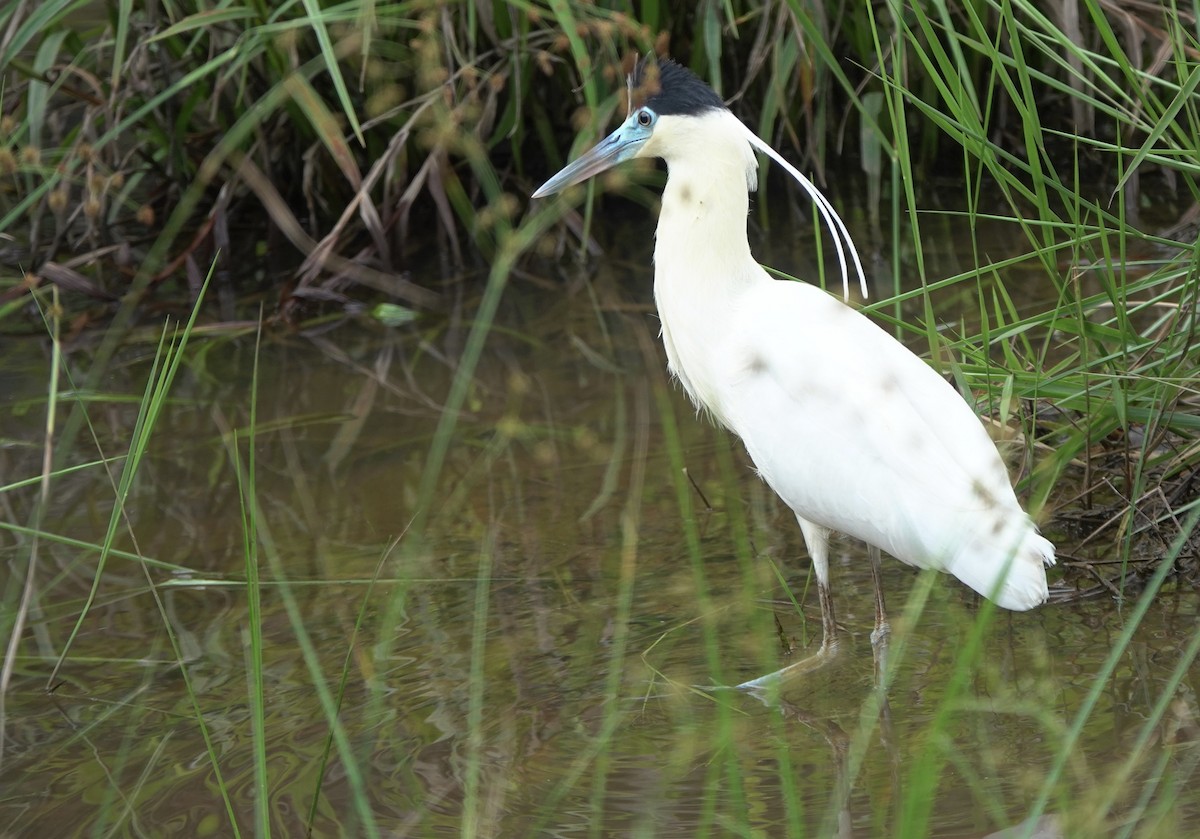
(1, 218), (1198, 837)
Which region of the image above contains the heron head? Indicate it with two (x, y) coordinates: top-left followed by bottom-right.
(532, 57), (727, 198)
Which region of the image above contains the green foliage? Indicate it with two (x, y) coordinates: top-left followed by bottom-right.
(0, 0), (1192, 317)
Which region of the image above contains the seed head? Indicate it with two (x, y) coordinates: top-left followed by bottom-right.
(47, 187), (68, 212)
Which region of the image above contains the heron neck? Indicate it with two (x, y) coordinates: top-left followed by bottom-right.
(651, 111), (764, 422)
(654, 113), (758, 277)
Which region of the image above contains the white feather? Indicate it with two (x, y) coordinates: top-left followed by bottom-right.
(737, 123), (869, 302)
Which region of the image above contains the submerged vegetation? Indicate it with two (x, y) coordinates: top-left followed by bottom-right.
(2, 0), (1199, 835)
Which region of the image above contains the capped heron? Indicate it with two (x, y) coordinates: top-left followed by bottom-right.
(533, 57), (1053, 653)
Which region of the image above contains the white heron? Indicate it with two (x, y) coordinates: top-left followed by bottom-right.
(533, 57), (1053, 653)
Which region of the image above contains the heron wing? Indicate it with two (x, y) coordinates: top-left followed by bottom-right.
(719, 279), (1024, 568)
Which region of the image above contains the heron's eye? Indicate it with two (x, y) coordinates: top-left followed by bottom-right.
(637, 109), (653, 127)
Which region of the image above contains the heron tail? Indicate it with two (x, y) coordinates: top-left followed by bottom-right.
(948, 524), (1055, 611)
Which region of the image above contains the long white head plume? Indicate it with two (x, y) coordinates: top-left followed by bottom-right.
(738, 124), (869, 302)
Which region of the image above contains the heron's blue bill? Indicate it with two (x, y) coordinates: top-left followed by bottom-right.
(532, 112), (653, 198)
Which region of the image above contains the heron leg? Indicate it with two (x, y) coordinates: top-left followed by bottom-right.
(868, 543), (890, 647)
(866, 544), (900, 779)
(797, 517), (838, 652)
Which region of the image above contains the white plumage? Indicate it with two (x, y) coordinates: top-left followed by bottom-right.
(534, 58), (1053, 648)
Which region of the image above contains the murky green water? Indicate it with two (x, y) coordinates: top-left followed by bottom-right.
(2, 223), (1198, 837)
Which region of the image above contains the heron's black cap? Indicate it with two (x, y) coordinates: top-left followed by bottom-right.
(632, 56), (726, 116)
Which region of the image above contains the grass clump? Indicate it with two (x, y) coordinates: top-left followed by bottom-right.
(0, 0), (645, 324)
(0, 2), (1194, 321)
